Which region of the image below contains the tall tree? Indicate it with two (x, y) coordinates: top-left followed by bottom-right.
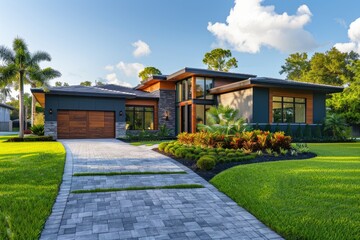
(80, 81), (92, 86)
(0, 38), (60, 137)
(55, 81), (69, 87)
(203, 48), (238, 72)
(0, 86), (11, 103)
(327, 60), (360, 124)
(279, 52), (310, 81)
(28, 67), (61, 126)
(138, 67), (162, 83)
(280, 47), (358, 86)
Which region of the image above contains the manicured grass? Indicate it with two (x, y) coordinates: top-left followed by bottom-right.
(0, 141), (65, 239)
(0, 135), (17, 142)
(72, 184), (204, 194)
(130, 140), (169, 146)
(211, 142), (360, 240)
(73, 171), (186, 176)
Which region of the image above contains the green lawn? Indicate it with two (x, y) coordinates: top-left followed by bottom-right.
(0, 141), (65, 239)
(130, 140), (169, 146)
(211, 142), (360, 240)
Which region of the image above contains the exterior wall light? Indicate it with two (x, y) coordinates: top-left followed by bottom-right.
(49, 108), (53, 115)
(119, 110), (123, 117)
(165, 111), (169, 121)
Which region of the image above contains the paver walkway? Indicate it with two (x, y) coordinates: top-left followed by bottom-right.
(41, 139), (282, 240)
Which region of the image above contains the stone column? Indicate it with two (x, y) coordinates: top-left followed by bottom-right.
(45, 121), (57, 139)
(116, 122), (126, 138)
(158, 90), (176, 136)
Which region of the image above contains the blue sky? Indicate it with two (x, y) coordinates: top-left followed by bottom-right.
(1, 0), (360, 91)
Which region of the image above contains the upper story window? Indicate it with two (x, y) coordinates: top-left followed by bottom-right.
(195, 77), (213, 99)
(272, 96), (306, 123)
(176, 78), (191, 102)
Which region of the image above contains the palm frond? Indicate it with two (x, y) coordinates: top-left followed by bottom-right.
(0, 46), (15, 64)
(0, 64), (18, 85)
(31, 51), (51, 64)
(13, 37), (28, 52)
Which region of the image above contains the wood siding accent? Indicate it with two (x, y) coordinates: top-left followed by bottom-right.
(142, 82), (175, 92)
(191, 103), (196, 133)
(57, 110), (115, 139)
(125, 99), (158, 130)
(214, 78), (238, 88)
(269, 88), (313, 124)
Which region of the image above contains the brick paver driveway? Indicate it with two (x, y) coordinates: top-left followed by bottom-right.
(41, 139), (282, 240)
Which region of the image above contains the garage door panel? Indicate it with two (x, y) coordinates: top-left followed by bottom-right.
(57, 110), (115, 139)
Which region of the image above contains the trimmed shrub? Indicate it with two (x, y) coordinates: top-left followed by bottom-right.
(7, 136), (53, 142)
(285, 124), (292, 137)
(313, 124), (322, 139)
(164, 144), (174, 153)
(295, 124), (303, 139)
(158, 142), (169, 152)
(31, 124), (44, 136)
(197, 156), (216, 170)
(303, 124), (312, 139)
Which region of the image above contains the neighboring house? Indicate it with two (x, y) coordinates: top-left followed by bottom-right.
(31, 67), (342, 139)
(0, 103), (14, 132)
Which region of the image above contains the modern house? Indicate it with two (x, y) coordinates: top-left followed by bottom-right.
(31, 67), (343, 139)
(0, 103), (14, 132)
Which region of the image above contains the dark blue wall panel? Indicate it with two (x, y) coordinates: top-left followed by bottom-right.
(313, 93), (326, 123)
(45, 95), (125, 122)
(252, 87), (269, 123)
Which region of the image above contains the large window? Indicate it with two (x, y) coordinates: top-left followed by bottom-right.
(272, 96), (306, 123)
(176, 78), (192, 102)
(196, 77), (213, 99)
(196, 105), (212, 131)
(126, 106), (154, 130)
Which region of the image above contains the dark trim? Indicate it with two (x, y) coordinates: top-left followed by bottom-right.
(0, 103), (15, 110)
(272, 96), (306, 124)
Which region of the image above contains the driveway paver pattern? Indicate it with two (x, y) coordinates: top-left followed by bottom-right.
(41, 139), (282, 240)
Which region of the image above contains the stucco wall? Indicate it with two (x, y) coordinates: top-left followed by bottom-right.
(218, 88), (253, 123)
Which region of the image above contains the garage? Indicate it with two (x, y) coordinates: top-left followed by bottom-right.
(57, 110), (115, 139)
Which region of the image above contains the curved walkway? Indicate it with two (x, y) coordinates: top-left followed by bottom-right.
(41, 139), (282, 240)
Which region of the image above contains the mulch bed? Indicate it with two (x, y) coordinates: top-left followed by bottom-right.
(153, 149), (316, 181)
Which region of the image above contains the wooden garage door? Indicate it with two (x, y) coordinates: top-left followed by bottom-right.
(57, 110), (115, 139)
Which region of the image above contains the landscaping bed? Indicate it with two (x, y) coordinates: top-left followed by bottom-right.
(155, 148), (315, 181)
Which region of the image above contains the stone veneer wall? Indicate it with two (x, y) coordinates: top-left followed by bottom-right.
(45, 121), (57, 139)
(116, 122), (126, 138)
(156, 89), (176, 136)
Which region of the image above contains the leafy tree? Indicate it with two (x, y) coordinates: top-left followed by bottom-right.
(80, 81), (92, 86)
(279, 52), (310, 81)
(327, 60), (360, 124)
(95, 80), (104, 86)
(0, 38), (59, 137)
(197, 104), (247, 135)
(138, 67), (162, 83)
(55, 81), (69, 87)
(280, 47), (358, 86)
(203, 48), (238, 72)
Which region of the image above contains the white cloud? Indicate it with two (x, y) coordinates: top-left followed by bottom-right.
(132, 40), (151, 57)
(104, 65), (114, 71)
(334, 18), (360, 54)
(207, 0), (317, 53)
(116, 61), (144, 78)
(105, 73), (132, 87)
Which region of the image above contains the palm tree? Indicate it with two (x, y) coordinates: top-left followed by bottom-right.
(0, 37), (61, 137)
(0, 85), (11, 103)
(28, 67), (60, 126)
(324, 113), (348, 138)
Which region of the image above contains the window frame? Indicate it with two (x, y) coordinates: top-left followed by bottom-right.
(272, 96), (306, 123)
(125, 105), (155, 130)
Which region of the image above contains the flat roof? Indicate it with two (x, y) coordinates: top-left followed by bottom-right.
(209, 77), (344, 94)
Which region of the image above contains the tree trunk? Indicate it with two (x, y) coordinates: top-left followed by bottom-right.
(31, 84), (36, 126)
(19, 72), (24, 138)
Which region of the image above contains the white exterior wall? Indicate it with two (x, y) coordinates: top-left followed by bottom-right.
(218, 88), (253, 123)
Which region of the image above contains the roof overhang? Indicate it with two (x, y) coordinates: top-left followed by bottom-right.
(209, 78), (344, 95)
(0, 103), (15, 110)
(166, 67), (257, 82)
